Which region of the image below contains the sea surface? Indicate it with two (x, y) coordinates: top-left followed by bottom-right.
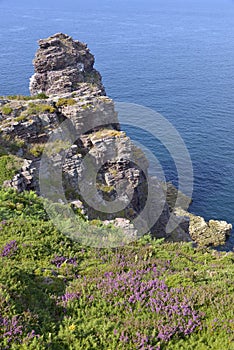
(0, 0), (234, 249)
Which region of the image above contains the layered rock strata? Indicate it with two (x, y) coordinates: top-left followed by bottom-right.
(30, 33), (105, 96)
(0, 33), (232, 246)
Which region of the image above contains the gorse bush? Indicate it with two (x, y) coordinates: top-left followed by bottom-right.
(0, 188), (233, 349)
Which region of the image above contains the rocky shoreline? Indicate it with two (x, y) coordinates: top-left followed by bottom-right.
(0, 33), (232, 247)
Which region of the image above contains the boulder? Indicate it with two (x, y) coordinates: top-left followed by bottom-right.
(175, 208), (232, 247)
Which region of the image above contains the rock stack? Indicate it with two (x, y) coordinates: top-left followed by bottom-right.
(30, 33), (105, 96)
(0, 33), (231, 246)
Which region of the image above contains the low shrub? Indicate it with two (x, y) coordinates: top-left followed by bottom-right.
(0, 188), (48, 221)
(15, 114), (27, 122)
(56, 98), (76, 107)
(22, 103), (55, 117)
(1, 105), (13, 115)
(28, 144), (45, 158)
(0, 188), (233, 349)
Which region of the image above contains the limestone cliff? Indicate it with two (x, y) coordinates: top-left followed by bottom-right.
(0, 33), (232, 247)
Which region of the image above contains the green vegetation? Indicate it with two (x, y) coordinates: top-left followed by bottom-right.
(0, 145), (7, 157)
(0, 136), (25, 156)
(28, 143), (45, 158)
(20, 103), (55, 118)
(92, 128), (123, 140)
(15, 114), (27, 122)
(0, 188), (233, 349)
(0, 188), (48, 220)
(0, 155), (24, 185)
(43, 139), (72, 156)
(6, 93), (49, 101)
(81, 103), (93, 110)
(56, 98), (76, 107)
(96, 183), (115, 193)
(26, 102), (56, 115)
(8, 137), (25, 153)
(1, 105), (13, 115)
(108, 167), (118, 177)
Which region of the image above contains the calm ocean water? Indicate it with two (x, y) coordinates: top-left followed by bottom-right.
(0, 0), (234, 249)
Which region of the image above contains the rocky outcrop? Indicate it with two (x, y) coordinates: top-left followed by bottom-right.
(0, 33), (232, 247)
(175, 208), (232, 247)
(1, 94), (186, 240)
(29, 33), (105, 96)
(3, 159), (40, 193)
(0, 87), (115, 154)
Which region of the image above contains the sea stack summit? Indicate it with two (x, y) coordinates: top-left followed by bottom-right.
(29, 33), (105, 96)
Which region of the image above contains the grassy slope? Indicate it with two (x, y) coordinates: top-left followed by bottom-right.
(0, 188), (233, 349)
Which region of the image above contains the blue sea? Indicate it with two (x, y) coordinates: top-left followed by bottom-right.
(1, 0), (234, 249)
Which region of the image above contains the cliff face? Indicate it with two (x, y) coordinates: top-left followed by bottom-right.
(0, 33), (232, 246)
(0, 89), (177, 241)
